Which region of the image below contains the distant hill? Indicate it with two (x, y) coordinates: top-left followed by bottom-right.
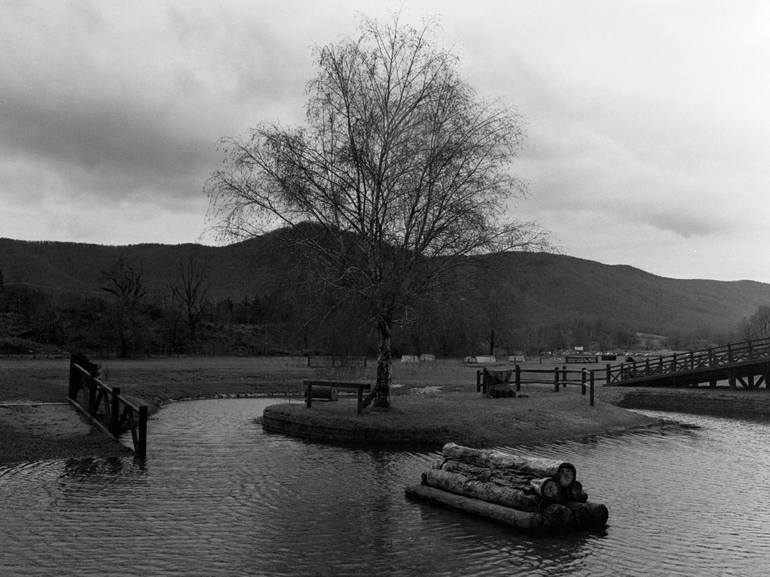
(1, 235), (767, 350)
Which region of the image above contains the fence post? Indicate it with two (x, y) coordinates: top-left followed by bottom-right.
(689, 351), (694, 370)
(111, 387), (121, 437)
(581, 368), (587, 395)
(553, 367), (560, 392)
(671, 353), (677, 372)
(476, 370), (482, 393)
(606, 363), (611, 385)
(590, 370), (595, 406)
(515, 365), (521, 392)
(561, 365), (567, 387)
(727, 344), (733, 363)
(645, 358), (651, 375)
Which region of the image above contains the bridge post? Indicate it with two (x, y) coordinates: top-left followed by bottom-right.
(68, 357), (79, 400)
(708, 348), (714, 366)
(87, 374), (96, 416)
(645, 358), (650, 375)
(111, 387), (121, 437)
(671, 353), (677, 372)
(658, 356), (663, 372)
(689, 352), (694, 370)
(136, 406), (148, 459)
(515, 365), (521, 392)
(728, 344), (733, 363)
(729, 369), (736, 388)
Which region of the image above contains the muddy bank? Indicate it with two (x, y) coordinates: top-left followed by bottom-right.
(262, 390), (658, 448)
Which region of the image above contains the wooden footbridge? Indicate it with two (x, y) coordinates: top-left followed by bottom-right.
(606, 337), (770, 389)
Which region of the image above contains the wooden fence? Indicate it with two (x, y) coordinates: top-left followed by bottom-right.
(477, 365), (596, 406)
(68, 355), (148, 457)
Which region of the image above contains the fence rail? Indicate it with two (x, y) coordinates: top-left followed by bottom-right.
(67, 355), (148, 457)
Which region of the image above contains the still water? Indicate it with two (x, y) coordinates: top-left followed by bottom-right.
(1, 398), (769, 577)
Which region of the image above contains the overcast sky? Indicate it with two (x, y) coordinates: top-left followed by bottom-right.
(2, 0), (768, 281)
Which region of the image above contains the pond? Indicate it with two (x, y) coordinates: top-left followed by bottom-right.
(1, 398), (769, 576)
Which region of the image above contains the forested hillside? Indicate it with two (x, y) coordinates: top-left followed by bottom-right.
(1, 234), (767, 357)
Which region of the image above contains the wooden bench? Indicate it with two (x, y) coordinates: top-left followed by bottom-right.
(303, 380), (372, 414)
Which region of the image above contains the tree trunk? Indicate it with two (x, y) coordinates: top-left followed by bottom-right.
(364, 315), (392, 409)
(442, 442), (576, 487)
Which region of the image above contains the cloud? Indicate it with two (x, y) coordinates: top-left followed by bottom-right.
(0, 0), (768, 282)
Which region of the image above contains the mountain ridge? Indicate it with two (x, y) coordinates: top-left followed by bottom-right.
(1, 236), (766, 348)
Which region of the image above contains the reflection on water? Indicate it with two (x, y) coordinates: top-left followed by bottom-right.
(1, 400), (770, 576)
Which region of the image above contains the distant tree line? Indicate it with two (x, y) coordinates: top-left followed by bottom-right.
(0, 260), (753, 359)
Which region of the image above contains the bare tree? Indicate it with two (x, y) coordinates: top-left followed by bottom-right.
(741, 306), (770, 340)
(206, 17), (547, 408)
(101, 257), (146, 358)
(170, 251), (211, 344)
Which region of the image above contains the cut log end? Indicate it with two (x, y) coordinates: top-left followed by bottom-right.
(557, 464), (576, 488)
(565, 501), (609, 530)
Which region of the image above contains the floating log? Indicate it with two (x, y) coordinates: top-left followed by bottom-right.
(541, 503), (575, 532)
(442, 443), (577, 488)
(564, 501), (608, 530)
(439, 460), (563, 502)
(424, 469), (540, 511)
(405, 484), (546, 533)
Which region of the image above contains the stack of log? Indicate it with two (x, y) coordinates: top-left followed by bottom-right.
(405, 442), (608, 534)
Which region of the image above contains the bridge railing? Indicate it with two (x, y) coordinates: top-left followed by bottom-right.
(68, 355), (148, 457)
(604, 336), (770, 385)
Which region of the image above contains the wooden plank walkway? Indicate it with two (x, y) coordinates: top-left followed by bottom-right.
(606, 337), (770, 389)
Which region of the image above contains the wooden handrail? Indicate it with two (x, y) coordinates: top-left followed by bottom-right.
(68, 357), (148, 457)
(603, 336), (770, 385)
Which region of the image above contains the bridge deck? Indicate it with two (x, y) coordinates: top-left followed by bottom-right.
(607, 337), (770, 389)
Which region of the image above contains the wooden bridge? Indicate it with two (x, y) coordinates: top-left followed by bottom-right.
(68, 355), (148, 457)
(606, 337), (770, 389)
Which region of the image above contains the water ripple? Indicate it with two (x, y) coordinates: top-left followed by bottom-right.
(2, 401), (770, 576)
